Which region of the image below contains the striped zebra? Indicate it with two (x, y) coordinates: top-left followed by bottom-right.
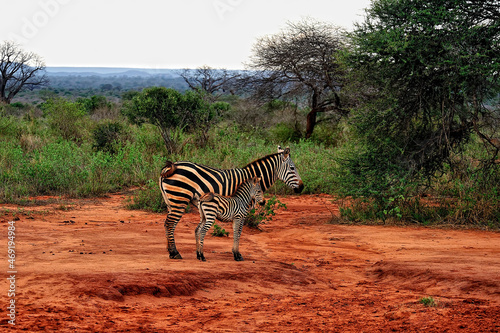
(193, 176), (265, 261)
(159, 146), (304, 259)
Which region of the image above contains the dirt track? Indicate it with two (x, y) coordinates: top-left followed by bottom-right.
(1, 192), (500, 332)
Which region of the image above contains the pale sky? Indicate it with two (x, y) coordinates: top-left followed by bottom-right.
(1, 0), (371, 70)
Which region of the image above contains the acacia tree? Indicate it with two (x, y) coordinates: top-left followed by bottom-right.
(0, 41), (48, 104)
(179, 65), (240, 101)
(341, 0), (500, 197)
(123, 87), (226, 153)
(246, 19), (348, 138)
(123, 87), (201, 153)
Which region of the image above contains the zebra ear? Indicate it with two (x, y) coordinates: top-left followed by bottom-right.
(254, 177), (262, 184)
(283, 147), (290, 159)
(278, 145), (284, 153)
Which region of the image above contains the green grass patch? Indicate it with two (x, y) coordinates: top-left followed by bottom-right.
(419, 296), (437, 307)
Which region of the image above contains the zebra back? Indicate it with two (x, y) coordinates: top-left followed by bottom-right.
(160, 147), (302, 210)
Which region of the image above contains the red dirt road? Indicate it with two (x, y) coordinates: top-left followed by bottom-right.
(1, 192), (500, 332)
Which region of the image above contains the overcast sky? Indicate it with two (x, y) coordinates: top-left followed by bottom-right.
(1, 0), (371, 69)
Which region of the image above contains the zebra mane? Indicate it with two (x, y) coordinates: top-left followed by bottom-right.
(243, 152), (282, 168)
(232, 176), (260, 198)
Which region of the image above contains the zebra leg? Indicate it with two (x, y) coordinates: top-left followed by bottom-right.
(195, 208), (206, 261)
(232, 217), (245, 261)
(164, 206), (186, 259)
(197, 213), (216, 261)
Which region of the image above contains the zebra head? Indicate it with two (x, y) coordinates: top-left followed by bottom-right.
(277, 146), (304, 193)
(250, 176), (265, 207)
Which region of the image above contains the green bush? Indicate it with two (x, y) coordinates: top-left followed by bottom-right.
(212, 223), (230, 237)
(122, 87), (212, 153)
(0, 126), (166, 202)
(22, 141), (89, 195)
(245, 196), (287, 229)
(10, 102), (25, 108)
(0, 115), (19, 137)
(41, 98), (88, 142)
(270, 123), (302, 143)
(419, 297), (437, 307)
(92, 121), (124, 153)
(77, 95), (110, 113)
(308, 121), (342, 147)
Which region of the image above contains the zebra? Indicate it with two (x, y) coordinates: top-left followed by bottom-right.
(159, 146), (304, 259)
(193, 176), (265, 261)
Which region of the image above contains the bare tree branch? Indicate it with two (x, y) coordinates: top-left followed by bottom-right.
(179, 65), (240, 101)
(0, 40), (48, 104)
(244, 18), (348, 138)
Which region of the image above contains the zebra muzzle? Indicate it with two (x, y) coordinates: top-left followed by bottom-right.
(294, 180), (304, 193)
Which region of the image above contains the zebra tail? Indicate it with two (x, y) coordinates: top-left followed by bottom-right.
(192, 193), (201, 207)
(160, 161), (177, 178)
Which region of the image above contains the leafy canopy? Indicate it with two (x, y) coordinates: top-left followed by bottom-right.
(123, 87), (226, 153)
(342, 0), (500, 196)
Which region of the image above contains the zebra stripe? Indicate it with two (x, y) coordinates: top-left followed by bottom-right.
(159, 146), (304, 259)
(194, 176), (265, 261)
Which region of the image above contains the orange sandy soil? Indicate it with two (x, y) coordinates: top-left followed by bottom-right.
(1, 192), (499, 332)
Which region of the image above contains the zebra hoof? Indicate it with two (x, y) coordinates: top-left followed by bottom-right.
(169, 250), (182, 259)
(233, 252), (244, 261)
(197, 252), (206, 261)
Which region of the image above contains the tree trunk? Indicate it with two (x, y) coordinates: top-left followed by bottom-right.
(0, 96), (11, 104)
(157, 126), (175, 154)
(305, 109), (318, 139)
(305, 90), (320, 139)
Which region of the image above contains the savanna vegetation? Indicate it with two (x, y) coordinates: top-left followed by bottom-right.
(1, 0), (498, 228)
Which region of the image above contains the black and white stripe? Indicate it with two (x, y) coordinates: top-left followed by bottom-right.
(159, 146), (303, 259)
(194, 176), (264, 261)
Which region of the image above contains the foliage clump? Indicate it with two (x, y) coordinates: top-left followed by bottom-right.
(332, 0), (500, 227)
(212, 223), (230, 237)
(245, 196), (287, 229)
(122, 87), (225, 153)
(92, 121), (125, 154)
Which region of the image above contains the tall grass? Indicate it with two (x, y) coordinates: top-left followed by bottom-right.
(0, 105), (166, 201)
(0, 111), (338, 205)
(0, 139), (165, 201)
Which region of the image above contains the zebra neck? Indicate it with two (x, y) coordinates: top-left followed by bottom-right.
(233, 187), (252, 205)
(242, 154), (280, 192)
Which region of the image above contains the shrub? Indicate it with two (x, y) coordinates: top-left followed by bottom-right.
(270, 123), (302, 143)
(92, 121), (124, 153)
(10, 102), (24, 108)
(309, 121), (343, 147)
(245, 195), (287, 229)
(0, 115), (19, 137)
(122, 87), (211, 153)
(41, 98), (88, 141)
(77, 95), (110, 113)
(212, 223), (230, 237)
(126, 179), (168, 213)
(20, 141), (89, 196)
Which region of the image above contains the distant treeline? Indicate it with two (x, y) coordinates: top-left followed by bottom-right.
(15, 73), (189, 104)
